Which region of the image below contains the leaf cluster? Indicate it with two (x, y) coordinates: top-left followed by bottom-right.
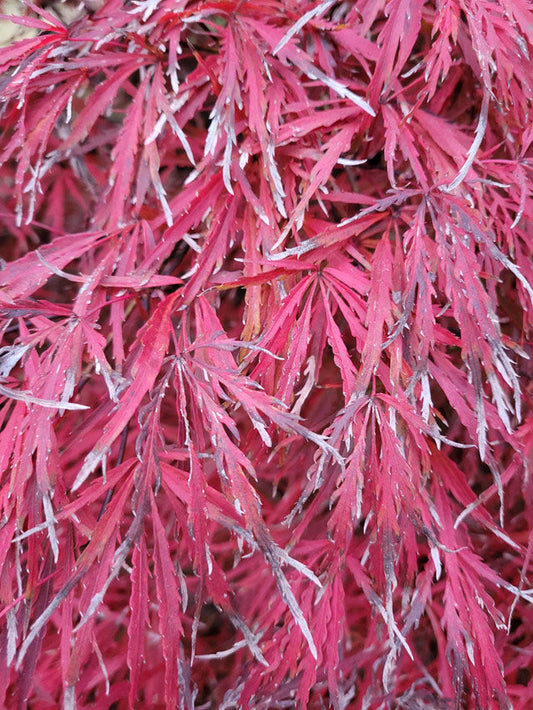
(0, 0), (532, 707)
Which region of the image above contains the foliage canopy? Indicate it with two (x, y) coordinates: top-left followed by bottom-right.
(0, 0), (532, 707)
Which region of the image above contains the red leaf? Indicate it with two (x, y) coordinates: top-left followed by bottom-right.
(127, 537), (149, 707)
(72, 290), (180, 490)
(150, 493), (183, 709)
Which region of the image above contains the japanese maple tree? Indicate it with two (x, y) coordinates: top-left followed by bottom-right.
(0, 0), (532, 707)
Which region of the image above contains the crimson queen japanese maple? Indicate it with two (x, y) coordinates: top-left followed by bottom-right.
(0, 0), (532, 707)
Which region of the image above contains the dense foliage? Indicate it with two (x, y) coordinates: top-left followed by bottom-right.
(1, 0), (532, 707)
